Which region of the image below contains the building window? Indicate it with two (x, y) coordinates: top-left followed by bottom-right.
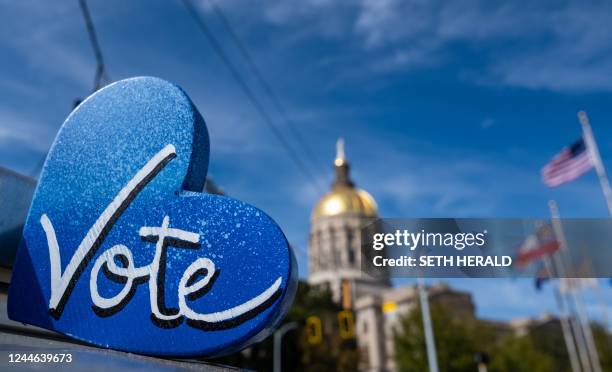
(317, 231), (323, 270)
(335, 249), (341, 267)
(348, 247), (355, 265)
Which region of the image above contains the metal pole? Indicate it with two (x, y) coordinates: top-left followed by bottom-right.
(273, 322), (298, 372)
(549, 202), (592, 372)
(418, 277), (439, 372)
(543, 255), (582, 372)
(591, 281), (612, 354)
(574, 290), (603, 372)
(549, 201), (601, 372)
(579, 111), (612, 216)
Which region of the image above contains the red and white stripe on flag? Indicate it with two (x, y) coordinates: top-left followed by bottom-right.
(542, 138), (593, 187)
(516, 224), (560, 267)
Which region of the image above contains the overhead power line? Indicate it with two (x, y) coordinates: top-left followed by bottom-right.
(30, 0), (112, 178)
(78, 0), (110, 93)
(209, 1), (326, 176)
(181, 0), (325, 193)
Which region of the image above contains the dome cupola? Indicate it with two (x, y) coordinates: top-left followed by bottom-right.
(311, 139), (378, 220)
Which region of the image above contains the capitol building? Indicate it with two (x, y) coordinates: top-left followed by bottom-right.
(308, 140), (474, 371)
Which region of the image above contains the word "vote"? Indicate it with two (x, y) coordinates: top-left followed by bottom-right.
(41, 144), (281, 329)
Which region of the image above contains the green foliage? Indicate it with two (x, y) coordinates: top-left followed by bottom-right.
(285, 281), (358, 372)
(527, 319), (570, 371)
(394, 303), (479, 372)
(488, 335), (555, 372)
(592, 323), (612, 372)
(213, 280), (612, 372)
(394, 299), (611, 372)
(491, 321), (611, 372)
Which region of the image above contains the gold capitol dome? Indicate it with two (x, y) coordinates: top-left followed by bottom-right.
(311, 139), (378, 220)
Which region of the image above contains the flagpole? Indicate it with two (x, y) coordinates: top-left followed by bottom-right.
(565, 286), (595, 372)
(542, 253), (582, 372)
(417, 277), (439, 372)
(545, 211), (591, 372)
(549, 200), (602, 372)
(574, 288), (603, 372)
(578, 111), (612, 216)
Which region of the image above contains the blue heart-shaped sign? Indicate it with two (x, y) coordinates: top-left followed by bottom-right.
(8, 77), (297, 357)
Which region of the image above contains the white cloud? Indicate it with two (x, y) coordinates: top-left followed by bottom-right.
(351, 143), (535, 217)
(209, 0), (612, 92)
(480, 118), (495, 129)
(0, 2), (95, 90)
(352, 0), (612, 91)
(0, 108), (54, 151)
(489, 3), (612, 92)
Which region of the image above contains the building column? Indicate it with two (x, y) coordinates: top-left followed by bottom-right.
(356, 296), (386, 372)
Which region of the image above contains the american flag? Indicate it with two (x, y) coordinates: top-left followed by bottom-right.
(542, 138), (593, 187)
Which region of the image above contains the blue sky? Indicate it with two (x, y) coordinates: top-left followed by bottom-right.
(1, 0), (611, 323)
